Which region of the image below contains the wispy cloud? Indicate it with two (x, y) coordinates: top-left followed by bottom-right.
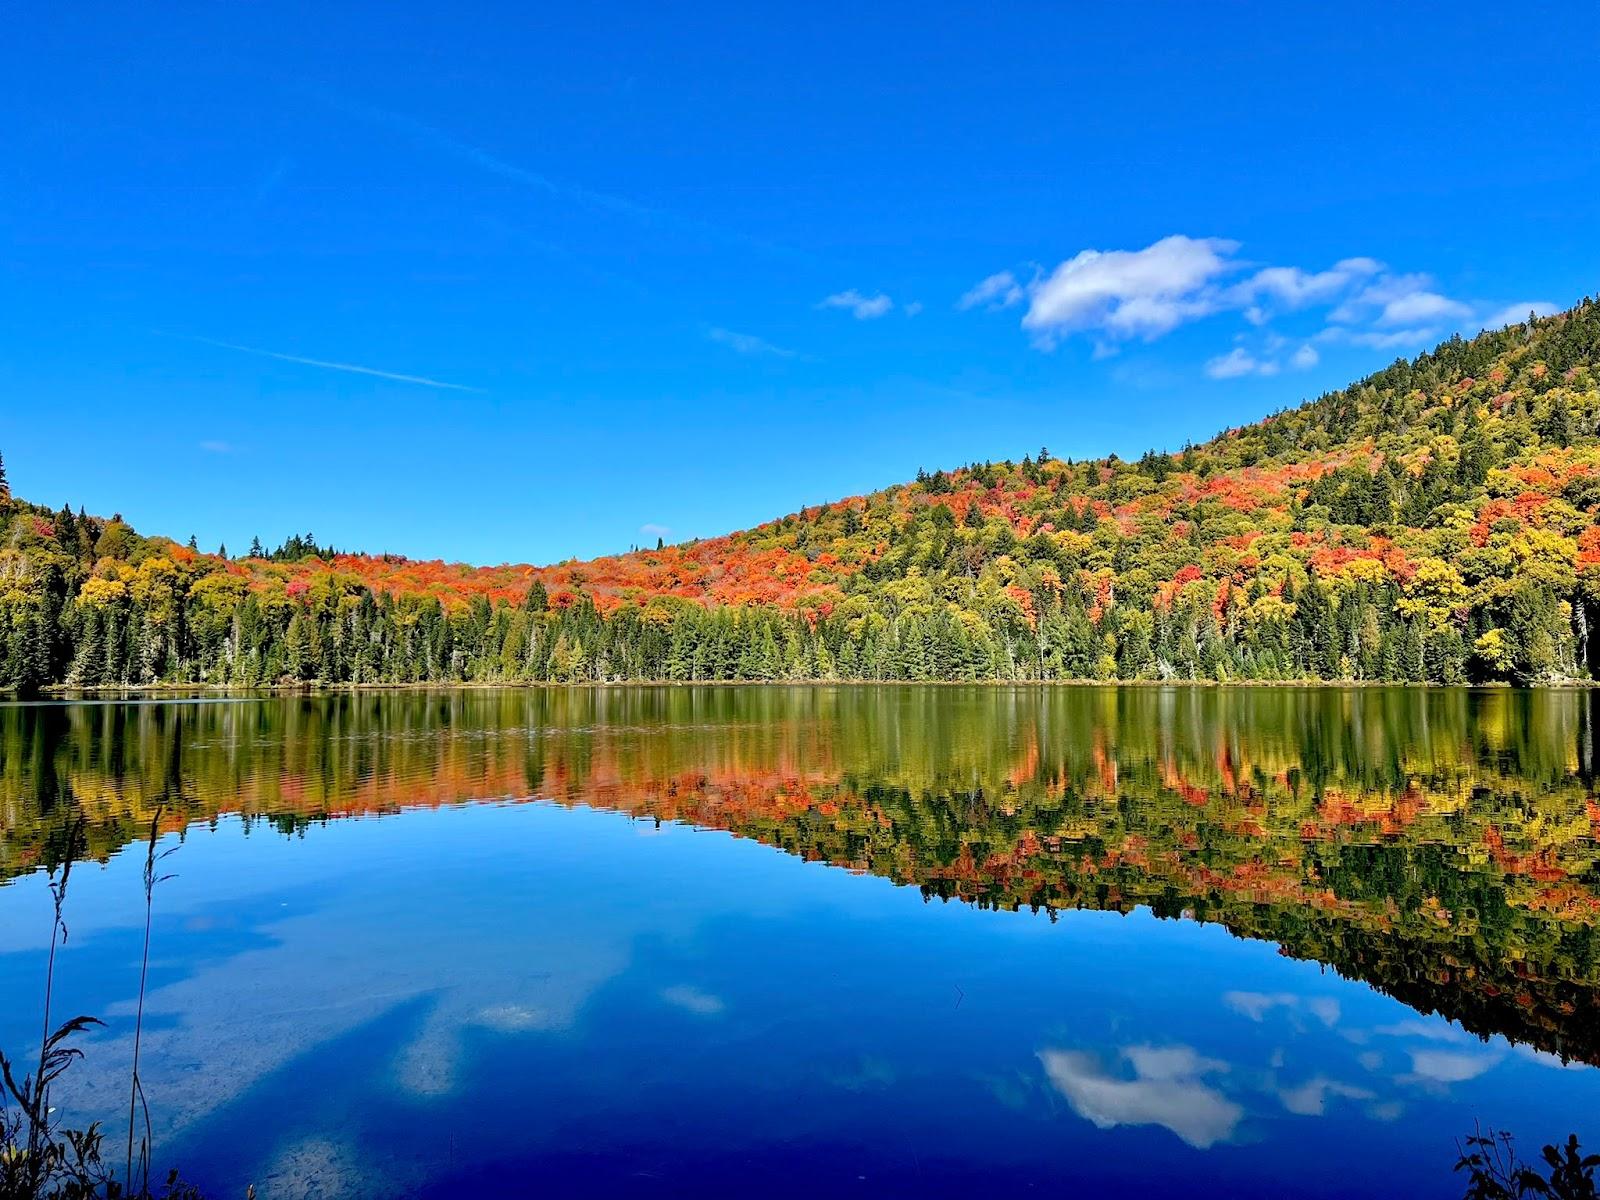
(639, 523), (671, 539)
(305, 86), (801, 260)
(1205, 332), (1320, 379)
(1316, 325), (1441, 351)
(305, 86), (651, 220)
(959, 270), (1027, 311)
(1329, 272), (1472, 327)
(819, 289), (895, 320)
(1481, 301), (1559, 330)
(1230, 258), (1383, 324)
(198, 440), (234, 454)
(707, 327), (797, 358)
(180, 335), (483, 392)
(251, 156), (293, 208)
(1205, 347), (1278, 380)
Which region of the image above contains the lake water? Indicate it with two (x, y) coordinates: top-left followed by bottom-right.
(2, 687), (1598, 1198)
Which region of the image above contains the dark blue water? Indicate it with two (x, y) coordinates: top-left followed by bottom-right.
(2, 688), (1597, 1197)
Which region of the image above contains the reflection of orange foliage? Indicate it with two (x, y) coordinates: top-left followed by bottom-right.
(1161, 758), (1210, 806)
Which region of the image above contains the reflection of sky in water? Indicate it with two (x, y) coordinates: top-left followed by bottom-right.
(2, 800), (1598, 1199)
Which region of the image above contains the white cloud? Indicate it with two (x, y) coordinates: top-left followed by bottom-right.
(1019, 235), (1241, 347)
(1230, 257), (1384, 312)
(1039, 1044), (1242, 1149)
(1206, 348), (1272, 379)
(1206, 336), (1319, 379)
(199, 439), (233, 454)
(959, 270), (1026, 311)
(1482, 301), (1559, 330)
(902, 301), (924, 317)
(639, 523), (671, 539)
(1320, 325), (1441, 350)
(707, 326), (797, 357)
(1360, 328), (1441, 348)
(1381, 290), (1472, 326)
(965, 238), (1526, 374)
(1329, 272), (1472, 327)
(819, 289), (894, 319)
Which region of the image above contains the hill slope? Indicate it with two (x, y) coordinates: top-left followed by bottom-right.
(4, 299), (1600, 689)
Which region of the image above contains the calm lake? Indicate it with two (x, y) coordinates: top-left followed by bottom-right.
(2, 687), (1599, 1198)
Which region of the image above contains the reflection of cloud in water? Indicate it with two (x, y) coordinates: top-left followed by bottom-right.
(1358, 1020), (1503, 1088)
(1224, 991), (1298, 1021)
(393, 956), (629, 1098)
(476, 1002), (559, 1032)
(828, 1056), (897, 1093)
(1373, 1019), (1469, 1043)
(1277, 1075), (1375, 1116)
(660, 985), (725, 1016)
(395, 990), (605, 1097)
(59, 881), (636, 1129)
(1038, 1045), (1242, 1149)
(1515, 1045), (1585, 1071)
(255, 1135), (364, 1200)
(1405, 1048), (1501, 1086)
(1224, 991), (1339, 1027)
(1306, 998), (1340, 1027)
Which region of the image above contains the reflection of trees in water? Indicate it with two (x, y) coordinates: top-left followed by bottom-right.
(4, 687), (1600, 1061)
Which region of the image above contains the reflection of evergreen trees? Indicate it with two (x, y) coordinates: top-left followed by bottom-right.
(3, 687), (1600, 1059)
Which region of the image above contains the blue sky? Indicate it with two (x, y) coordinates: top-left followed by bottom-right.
(3, 2), (1597, 565)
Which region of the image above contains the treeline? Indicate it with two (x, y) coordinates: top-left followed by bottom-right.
(3, 300), (1600, 690)
(3, 557), (1591, 689)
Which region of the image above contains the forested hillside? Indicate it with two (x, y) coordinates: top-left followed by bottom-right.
(4, 300), (1600, 689)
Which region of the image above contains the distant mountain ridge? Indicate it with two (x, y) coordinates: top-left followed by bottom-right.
(3, 299), (1599, 688)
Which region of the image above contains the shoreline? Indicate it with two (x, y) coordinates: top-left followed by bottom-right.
(14, 676), (1600, 697)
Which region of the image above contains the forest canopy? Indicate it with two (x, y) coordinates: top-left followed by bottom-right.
(3, 300), (1600, 690)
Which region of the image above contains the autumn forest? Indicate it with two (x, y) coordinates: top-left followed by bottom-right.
(5, 300), (1600, 691)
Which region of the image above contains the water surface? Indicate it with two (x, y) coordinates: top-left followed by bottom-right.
(2, 687), (1598, 1197)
